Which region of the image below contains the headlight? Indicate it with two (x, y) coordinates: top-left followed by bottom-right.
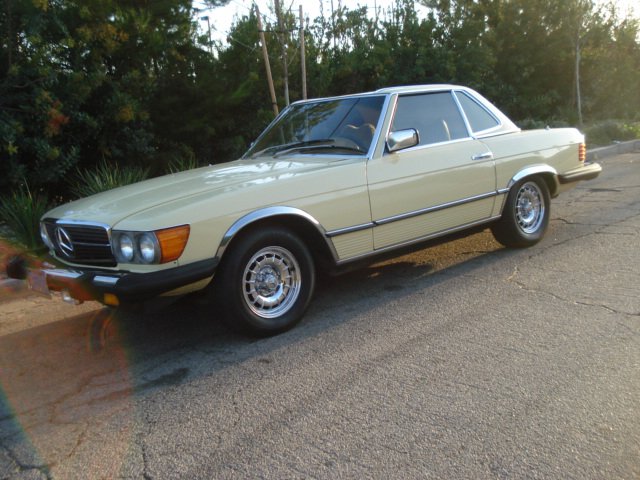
(117, 234), (134, 262)
(138, 233), (159, 264)
(111, 225), (189, 264)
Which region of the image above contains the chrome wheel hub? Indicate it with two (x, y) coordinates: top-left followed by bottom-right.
(242, 246), (301, 319)
(515, 182), (544, 234)
(255, 267), (279, 296)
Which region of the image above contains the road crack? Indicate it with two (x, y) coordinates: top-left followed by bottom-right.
(507, 268), (639, 318)
(1, 443), (51, 479)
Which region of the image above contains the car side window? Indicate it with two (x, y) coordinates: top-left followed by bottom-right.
(455, 91), (500, 133)
(391, 92), (469, 146)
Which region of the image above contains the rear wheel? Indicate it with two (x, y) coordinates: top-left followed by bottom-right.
(213, 227), (315, 336)
(491, 177), (550, 248)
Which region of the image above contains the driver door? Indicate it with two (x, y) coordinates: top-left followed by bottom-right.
(367, 91), (496, 249)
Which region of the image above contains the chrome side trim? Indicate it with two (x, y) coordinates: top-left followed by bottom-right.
(336, 215), (502, 266)
(215, 206), (340, 262)
(219, 191), (504, 267)
(325, 222), (375, 238)
(374, 191), (498, 226)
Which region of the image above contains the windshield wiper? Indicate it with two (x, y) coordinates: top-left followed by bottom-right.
(273, 143), (363, 158)
(250, 139), (335, 158)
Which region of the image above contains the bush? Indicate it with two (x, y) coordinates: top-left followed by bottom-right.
(167, 152), (200, 174)
(70, 161), (150, 198)
(584, 120), (640, 146)
(0, 185), (50, 251)
(516, 118), (572, 130)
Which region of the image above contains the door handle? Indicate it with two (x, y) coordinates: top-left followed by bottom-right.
(471, 152), (493, 161)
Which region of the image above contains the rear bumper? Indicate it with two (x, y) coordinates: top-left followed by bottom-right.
(558, 162), (602, 184)
(22, 258), (219, 304)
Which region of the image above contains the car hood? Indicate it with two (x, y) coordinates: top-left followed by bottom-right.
(46, 156), (354, 227)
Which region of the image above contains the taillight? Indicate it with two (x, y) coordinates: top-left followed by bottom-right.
(579, 143), (586, 163)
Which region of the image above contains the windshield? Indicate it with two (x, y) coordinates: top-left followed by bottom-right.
(244, 95), (386, 158)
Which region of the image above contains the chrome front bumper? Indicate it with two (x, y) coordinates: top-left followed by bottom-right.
(20, 258), (219, 305)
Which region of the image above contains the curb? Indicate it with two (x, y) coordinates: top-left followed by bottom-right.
(586, 139), (640, 162)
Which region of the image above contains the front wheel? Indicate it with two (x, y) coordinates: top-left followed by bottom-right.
(213, 227), (315, 337)
(491, 177), (550, 248)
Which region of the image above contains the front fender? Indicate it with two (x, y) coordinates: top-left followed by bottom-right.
(214, 207), (338, 262)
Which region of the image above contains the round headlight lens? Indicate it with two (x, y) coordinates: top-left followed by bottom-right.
(138, 233), (157, 264)
(118, 234), (134, 262)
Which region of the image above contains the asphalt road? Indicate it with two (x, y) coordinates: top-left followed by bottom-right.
(1, 153), (639, 479)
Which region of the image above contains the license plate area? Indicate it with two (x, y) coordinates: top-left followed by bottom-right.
(27, 270), (51, 298)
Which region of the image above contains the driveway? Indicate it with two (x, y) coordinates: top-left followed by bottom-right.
(1, 152), (639, 479)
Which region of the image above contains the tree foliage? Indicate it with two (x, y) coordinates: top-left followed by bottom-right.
(1, 0), (639, 199)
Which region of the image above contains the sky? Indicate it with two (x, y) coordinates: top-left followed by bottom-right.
(194, 0), (638, 47)
(194, 0), (429, 46)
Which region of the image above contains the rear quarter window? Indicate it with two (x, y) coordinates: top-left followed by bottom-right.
(455, 92), (500, 133)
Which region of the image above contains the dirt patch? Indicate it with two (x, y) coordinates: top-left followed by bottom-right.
(0, 239), (102, 336)
(0, 284), (102, 336)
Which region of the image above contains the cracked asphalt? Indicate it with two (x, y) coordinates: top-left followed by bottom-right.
(1, 153), (639, 479)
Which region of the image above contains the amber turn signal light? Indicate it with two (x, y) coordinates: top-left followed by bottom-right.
(156, 225), (190, 263)
(103, 293), (120, 306)
(579, 143), (586, 163)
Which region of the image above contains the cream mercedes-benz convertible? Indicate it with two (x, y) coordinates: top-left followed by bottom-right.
(23, 85), (602, 336)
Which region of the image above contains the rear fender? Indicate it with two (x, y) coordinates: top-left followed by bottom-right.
(505, 165), (559, 197)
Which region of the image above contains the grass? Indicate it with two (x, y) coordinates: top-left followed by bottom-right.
(0, 185), (50, 251)
(70, 161), (150, 198)
(167, 154), (200, 174)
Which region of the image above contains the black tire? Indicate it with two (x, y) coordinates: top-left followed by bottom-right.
(213, 227), (315, 337)
(491, 177), (550, 248)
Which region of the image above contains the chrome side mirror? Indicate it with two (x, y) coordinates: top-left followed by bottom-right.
(386, 128), (419, 153)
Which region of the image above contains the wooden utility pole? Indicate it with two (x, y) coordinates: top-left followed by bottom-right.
(256, 5), (279, 116)
(275, 0), (290, 106)
(330, 0), (337, 50)
(299, 5), (307, 100)
(575, 33), (583, 127)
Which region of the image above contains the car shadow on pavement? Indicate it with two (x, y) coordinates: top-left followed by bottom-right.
(1, 229), (515, 402)
(0, 229), (519, 473)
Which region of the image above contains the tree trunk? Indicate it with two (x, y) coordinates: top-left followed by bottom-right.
(575, 34), (583, 127)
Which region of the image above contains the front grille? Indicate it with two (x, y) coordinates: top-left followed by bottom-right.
(44, 220), (116, 266)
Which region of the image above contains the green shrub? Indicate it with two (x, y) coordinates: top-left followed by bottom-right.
(167, 153), (200, 174)
(516, 118), (572, 130)
(70, 161), (149, 198)
(584, 120), (640, 146)
(0, 185), (50, 250)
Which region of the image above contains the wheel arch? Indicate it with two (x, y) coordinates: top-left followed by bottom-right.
(507, 165), (559, 198)
(215, 207), (338, 272)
